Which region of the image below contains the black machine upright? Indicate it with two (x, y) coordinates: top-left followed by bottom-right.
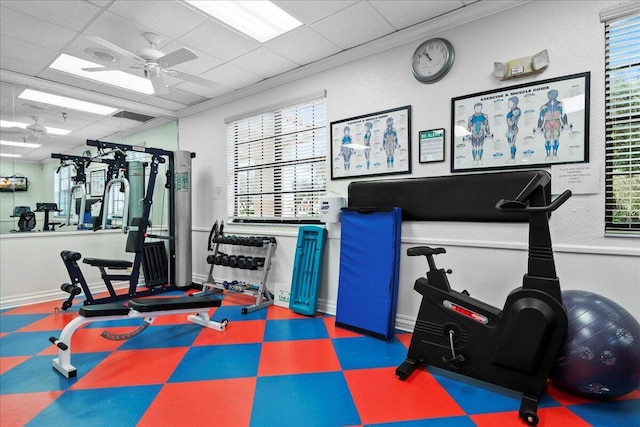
(395, 172), (570, 426)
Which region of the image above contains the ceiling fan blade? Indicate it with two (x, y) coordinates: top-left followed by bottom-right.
(82, 66), (134, 72)
(25, 133), (40, 143)
(157, 47), (198, 69)
(86, 36), (146, 63)
(149, 74), (170, 95)
(170, 70), (221, 89)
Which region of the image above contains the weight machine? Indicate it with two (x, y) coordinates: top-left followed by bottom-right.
(59, 139), (195, 309)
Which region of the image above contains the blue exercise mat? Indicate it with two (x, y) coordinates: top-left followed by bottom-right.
(335, 207), (402, 340)
(289, 226), (328, 316)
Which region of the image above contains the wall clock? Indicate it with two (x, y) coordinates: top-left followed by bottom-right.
(411, 38), (455, 83)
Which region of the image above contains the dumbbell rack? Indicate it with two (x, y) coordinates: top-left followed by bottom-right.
(202, 235), (277, 314)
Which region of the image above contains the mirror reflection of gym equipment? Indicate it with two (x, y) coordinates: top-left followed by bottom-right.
(58, 139), (195, 310)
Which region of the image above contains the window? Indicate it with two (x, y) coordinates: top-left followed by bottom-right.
(227, 94), (326, 222)
(54, 166), (71, 216)
(603, 8), (640, 235)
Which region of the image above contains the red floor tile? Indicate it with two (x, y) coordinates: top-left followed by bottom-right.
(70, 347), (189, 389)
(0, 355), (30, 374)
(323, 317), (363, 339)
(137, 378), (256, 427)
(0, 391), (64, 427)
(258, 339), (341, 376)
(192, 319), (265, 346)
(344, 366), (465, 425)
(37, 326), (130, 356)
(17, 311), (78, 332)
(3, 300), (65, 314)
(266, 305), (320, 319)
(471, 406), (592, 427)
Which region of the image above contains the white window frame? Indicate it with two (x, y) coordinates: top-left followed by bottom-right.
(602, 4), (640, 236)
(226, 92), (327, 223)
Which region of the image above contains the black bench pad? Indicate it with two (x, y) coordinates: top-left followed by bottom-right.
(128, 295), (222, 312)
(83, 258), (133, 269)
(80, 303), (129, 317)
(347, 170), (550, 222)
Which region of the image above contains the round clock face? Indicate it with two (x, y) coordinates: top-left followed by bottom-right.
(411, 38), (455, 83)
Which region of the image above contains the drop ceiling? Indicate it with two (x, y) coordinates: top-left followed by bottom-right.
(0, 0), (491, 162)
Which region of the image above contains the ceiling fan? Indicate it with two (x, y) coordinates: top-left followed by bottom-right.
(82, 32), (219, 95)
(1, 116), (48, 142)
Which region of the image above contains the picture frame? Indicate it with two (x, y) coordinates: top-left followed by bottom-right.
(451, 72), (590, 173)
(330, 105), (411, 180)
(89, 169), (106, 197)
(418, 128), (445, 163)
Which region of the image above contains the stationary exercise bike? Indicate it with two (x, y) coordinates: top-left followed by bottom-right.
(396, 174), (571, 426)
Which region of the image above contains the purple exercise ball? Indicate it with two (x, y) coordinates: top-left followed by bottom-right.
(549, 290), (640, 399)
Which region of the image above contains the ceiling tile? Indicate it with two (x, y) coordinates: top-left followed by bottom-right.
(179, 19), (260, 62)
(107, 0), (209, 40)
(0, 6), (78, 51)
(274, 1), (358, 24)
(368, 1), (464, 30)
(1, 0), (102, 31)
(231, 47), (300, 79)
(311, 1), (395, 50)
(200, 63), (263, 90)
(0, 56), (46, 78)
(266, 26), (341, 66)
(0, 35), (59, 69)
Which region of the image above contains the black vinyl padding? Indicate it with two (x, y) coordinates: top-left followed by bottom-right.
(347, 170), (550, 222)
(83, 258), (133, 269)
(128, 295), (222, 312)
(78, 296), (222, 317)
(79, 303), (129, 317)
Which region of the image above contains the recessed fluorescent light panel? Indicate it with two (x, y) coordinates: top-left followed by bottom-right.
(18, 89), (118, 116)
(186, 1), (302, 42)
(0, 120), (71, 136)
(50, 54), (154, 95)
(0, 153), (22, 158)
(0, 140), (42, 149)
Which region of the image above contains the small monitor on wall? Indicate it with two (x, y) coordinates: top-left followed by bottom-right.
(0, 176), (28, 192)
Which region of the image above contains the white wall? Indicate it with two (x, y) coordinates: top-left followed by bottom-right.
(180, 0), (640, 322)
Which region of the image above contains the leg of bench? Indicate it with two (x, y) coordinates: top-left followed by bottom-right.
(51, 313), (130, 378)
(188, 310), (227, 331)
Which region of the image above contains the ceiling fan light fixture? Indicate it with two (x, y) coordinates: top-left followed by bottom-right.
(50, 54), (154, 95)
(186, 0), (302, 42)
(19, 89), (119, 116)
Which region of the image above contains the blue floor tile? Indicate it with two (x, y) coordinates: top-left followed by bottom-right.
(26, 385), (162, 427)
(0, 330), (59, 356)
(0, 353), (108, 394)
(211, 304), (268, 322)
(169, 343), (262, 382)
(0, 314), (50, 332)
(263, 318), (329, 341)
(251, 372), (361, 427)
(332, 335), (407, 370)
(116, 323), (204, 350)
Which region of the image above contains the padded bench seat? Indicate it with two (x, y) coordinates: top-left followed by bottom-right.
(83, 258), (133, 269)
(128, 295), (222, 312)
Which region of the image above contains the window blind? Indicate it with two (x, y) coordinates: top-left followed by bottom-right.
(227, 96), (326, 222)
(604, 12), (640, 235)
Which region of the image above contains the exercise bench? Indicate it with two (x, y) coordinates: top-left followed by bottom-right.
(50, 295), (227, 378)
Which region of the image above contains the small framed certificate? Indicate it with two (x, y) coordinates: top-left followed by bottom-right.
(419, 128), (445, 163)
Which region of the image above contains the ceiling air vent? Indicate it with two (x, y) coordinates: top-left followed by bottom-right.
(112, 111), (155, 122)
